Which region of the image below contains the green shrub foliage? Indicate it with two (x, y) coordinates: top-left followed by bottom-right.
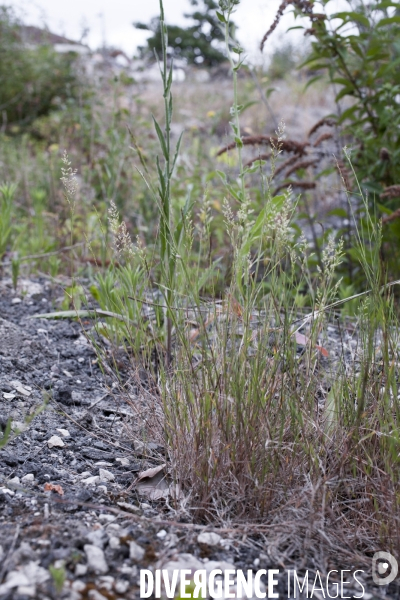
(0, 6), (80, 128)
(294, 0), (400, 197)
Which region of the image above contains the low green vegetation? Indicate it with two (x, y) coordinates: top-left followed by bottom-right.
(0, 6), (81, 130)
(0, 0), (400, 567)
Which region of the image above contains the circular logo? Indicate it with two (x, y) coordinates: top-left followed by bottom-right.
(372, 552), (398, 585)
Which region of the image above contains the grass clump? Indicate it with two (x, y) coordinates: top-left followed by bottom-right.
(0, 0), (399, 575)
(100, 0), (400, 566)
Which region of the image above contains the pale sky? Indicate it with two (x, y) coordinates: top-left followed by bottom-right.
(6, 0), (296, 61)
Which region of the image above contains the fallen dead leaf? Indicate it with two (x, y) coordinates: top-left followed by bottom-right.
(135, 464), (170, 500)
(44, 483), (64, 495)
(294, 331), (329, 357)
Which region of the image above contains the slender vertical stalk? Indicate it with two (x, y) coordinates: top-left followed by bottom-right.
(154, 0), (184, 367)
(223, 10), (245, 205)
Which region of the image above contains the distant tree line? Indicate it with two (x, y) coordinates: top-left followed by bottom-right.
(134, 0), (236, 67)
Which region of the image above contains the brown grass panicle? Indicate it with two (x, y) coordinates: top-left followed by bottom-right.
(260, 0), (325, 52)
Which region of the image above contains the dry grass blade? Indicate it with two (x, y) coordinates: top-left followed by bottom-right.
(217, 135), (309, 157)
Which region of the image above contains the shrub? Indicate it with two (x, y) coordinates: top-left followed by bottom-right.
(0, 6), (80, 129)
(261, 0), (400, 197)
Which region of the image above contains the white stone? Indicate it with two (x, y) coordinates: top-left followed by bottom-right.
(99, 468), (114, 482)
(84, 544), (108, 574)
(0, 561), (50, 596)
(88, 589), (108, 600)
(11, 297), (22, 304)
(74, 564), (87, 577)
(157, 553), (203, 595)
(117, 501), (140, 513)
(205, 560), (236, 575)
(115, 580), (130, 594)
(0, 570), (29, 591)
(109, 536), (120, 549)
(82, 476), (100, 486)
(197, 532), (221, 546)
(12, 421), (25, 431)
(97, 485), (107, 494)
(14, 385), (31, 397)
(86, 529), (107, 548)
(80, 471), (92, 478)
(98, 576), (114, 590)
(165, 533), (179, 548)
(129, 541), (145, 562)
(47, 435), (65, 449)
(98, 514), (115, 522)
(115, 457), (130, 466)
(72, 580), (86, 591)
(17, 585), (36, 597)
(3, 392), (15, 399)
(8, 476), (20, 485)
(156, 529), (167, 539)
(21, 474), (34, 483)
(56, 428), (70, 437)
(0, 487), (15, 496)
(23, 560), (50, 585)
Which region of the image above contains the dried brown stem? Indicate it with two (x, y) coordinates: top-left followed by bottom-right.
(273, 180), (316, 194)
(285, 158), (319, 178)
(308, 117), (336, 138)
(382, 208), (400, 225)
(217, 136), (308, 157)
(380, 185), (400, 200)
(313, 132), (334, 147)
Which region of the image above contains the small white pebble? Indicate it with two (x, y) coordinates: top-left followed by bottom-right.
(115, 457), (130, 467)
(72, 578), (86, 590)
(197, 532), (221, 546)
(156, 529), (167, 539)
(88, 590), (108, 600)
(129, 540), (145, 562)
(11, 297), (22, 304)
(99, 468), (114, 482)
(84, 544), (108, 574)
(56, 428), (70, 437)
(82, 476), (100, 486)
(109, 536), (120, 549)
(98, 514), (115, 522)
(14, 385), (31, 397)
(98, 575), (114, 591)
(75, 564), (87, 577)
(8, 476), (20, 485)
(117, 501), (140, 513)
(115, 580), (129, 594)
(47, 435), (65, 449)
(21, 474), (34, 483)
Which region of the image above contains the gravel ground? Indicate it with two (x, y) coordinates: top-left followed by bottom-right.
(0, 277), (398, 599)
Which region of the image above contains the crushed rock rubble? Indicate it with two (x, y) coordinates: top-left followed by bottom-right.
(0, 278), (393, 599)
